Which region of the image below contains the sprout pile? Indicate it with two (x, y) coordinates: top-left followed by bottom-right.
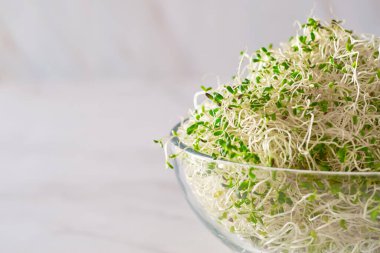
(159, 18), (380, 252)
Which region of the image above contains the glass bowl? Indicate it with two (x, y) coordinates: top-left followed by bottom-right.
(168, 122), (380, 253)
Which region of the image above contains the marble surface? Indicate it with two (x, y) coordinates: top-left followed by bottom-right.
(0, 79), (232, 253)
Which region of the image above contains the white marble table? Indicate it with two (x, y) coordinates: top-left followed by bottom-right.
(0, 80), (232, 253)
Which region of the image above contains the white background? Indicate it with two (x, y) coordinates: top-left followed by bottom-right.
(0, 1), (379, 252)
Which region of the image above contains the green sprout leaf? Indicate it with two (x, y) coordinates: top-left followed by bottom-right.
(226, 86), (236, 94)
(166, 161), (174, 169)
(278, 191), (286, 204)
(153, 139), (163, 148)
(337, 145), (347, 163)
(299, 36), (307, 44)
(310, 32), (316, 41)
(248, 167), (257, 180)
(201, 86), (212, 92)
(339, 219), (347, 230)
(318, 100), (329, 113)
(346, 37), (354, 52)
(370, 210), (379, 221)
(186, 122), (204, 135)
(238, 180), (250, 191)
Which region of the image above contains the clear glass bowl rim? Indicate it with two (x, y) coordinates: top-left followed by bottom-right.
(170, 121), (380, 176)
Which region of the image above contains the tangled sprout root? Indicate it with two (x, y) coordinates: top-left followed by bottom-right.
(176, 157), (380, 252)
(164, 18), (380, 252)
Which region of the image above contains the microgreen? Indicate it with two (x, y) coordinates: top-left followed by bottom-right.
(159, 17), (380, 252)
(337, 146), (347, 163)
(346, 37), (354, 52)
(153, 139), (163, 148)
(166, 161), (174, 169)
